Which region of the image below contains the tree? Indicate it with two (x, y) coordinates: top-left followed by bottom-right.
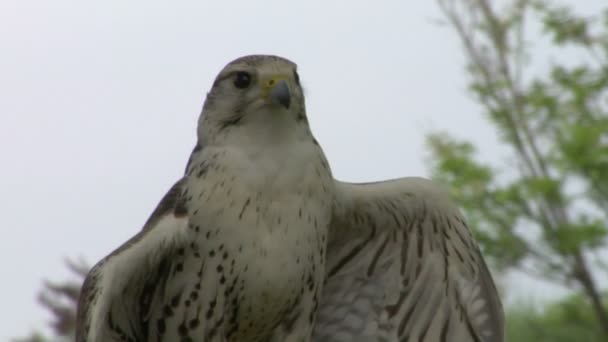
(431, 0), (608, 338)
(14, 260), (87, 342)
(506, 293), (608, 341)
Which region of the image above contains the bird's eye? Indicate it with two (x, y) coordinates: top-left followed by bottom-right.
(233, 71), (252, 89)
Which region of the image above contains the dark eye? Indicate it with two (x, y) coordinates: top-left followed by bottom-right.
(293, 70), (300, 85)
(233, 71), (252, 89)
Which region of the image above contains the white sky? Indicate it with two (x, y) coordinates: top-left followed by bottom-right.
(0, 0), (604, 339)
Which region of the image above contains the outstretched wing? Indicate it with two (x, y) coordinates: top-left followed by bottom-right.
(314, 177), (503, 342)
(76, 179), (190, 342)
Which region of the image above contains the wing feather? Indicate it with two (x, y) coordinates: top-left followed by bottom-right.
(314, 177), (504, 342)
(76, 179), (190, 342)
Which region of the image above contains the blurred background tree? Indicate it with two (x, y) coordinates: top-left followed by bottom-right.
(431, 0), (608, 340)
(14, 260), (86, 342)
(15, 0), (608, 341)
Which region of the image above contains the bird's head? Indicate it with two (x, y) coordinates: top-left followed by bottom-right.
(197, 55), (310, 146)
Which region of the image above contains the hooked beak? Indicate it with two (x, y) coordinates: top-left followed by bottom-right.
(265, 78), (291, 109)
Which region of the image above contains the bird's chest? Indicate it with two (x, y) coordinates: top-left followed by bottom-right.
(227, 196), (328, 328)
(176, 149), (333, 340)
(192, 177), (330, 292)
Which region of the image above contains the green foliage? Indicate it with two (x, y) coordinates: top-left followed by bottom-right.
(539, 3), (592, 44)
(507, 293), (608, 342)
(434, 0), (608, 336)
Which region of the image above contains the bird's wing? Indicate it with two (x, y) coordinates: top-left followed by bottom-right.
(76, 179), (191, 342)
(314, 177), (504, 342)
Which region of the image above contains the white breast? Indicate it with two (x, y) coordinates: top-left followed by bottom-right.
(179, 139), (333, 339)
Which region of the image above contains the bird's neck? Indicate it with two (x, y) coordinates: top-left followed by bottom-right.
(240, 119), (313, 149)
(200, 109), (312, 148)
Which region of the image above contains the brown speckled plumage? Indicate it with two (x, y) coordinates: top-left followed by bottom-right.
(76, 55), (504, 342)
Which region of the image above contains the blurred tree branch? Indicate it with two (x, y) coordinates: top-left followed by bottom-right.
(14, 259), (88, 342)
(432, 0), (608, 337)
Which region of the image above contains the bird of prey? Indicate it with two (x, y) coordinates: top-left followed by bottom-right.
(76, 55), (504, 342)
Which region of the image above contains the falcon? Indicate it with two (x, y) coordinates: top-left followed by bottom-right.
(76, 55), (504, 342)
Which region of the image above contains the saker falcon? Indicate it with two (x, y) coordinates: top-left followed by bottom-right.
(76, 55), (504, 342)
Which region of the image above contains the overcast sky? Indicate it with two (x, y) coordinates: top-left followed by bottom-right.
(0, 0), (604, 340)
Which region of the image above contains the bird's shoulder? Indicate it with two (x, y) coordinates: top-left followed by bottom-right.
(76, 178), (191, 342)
(314, 177), (504, 342)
